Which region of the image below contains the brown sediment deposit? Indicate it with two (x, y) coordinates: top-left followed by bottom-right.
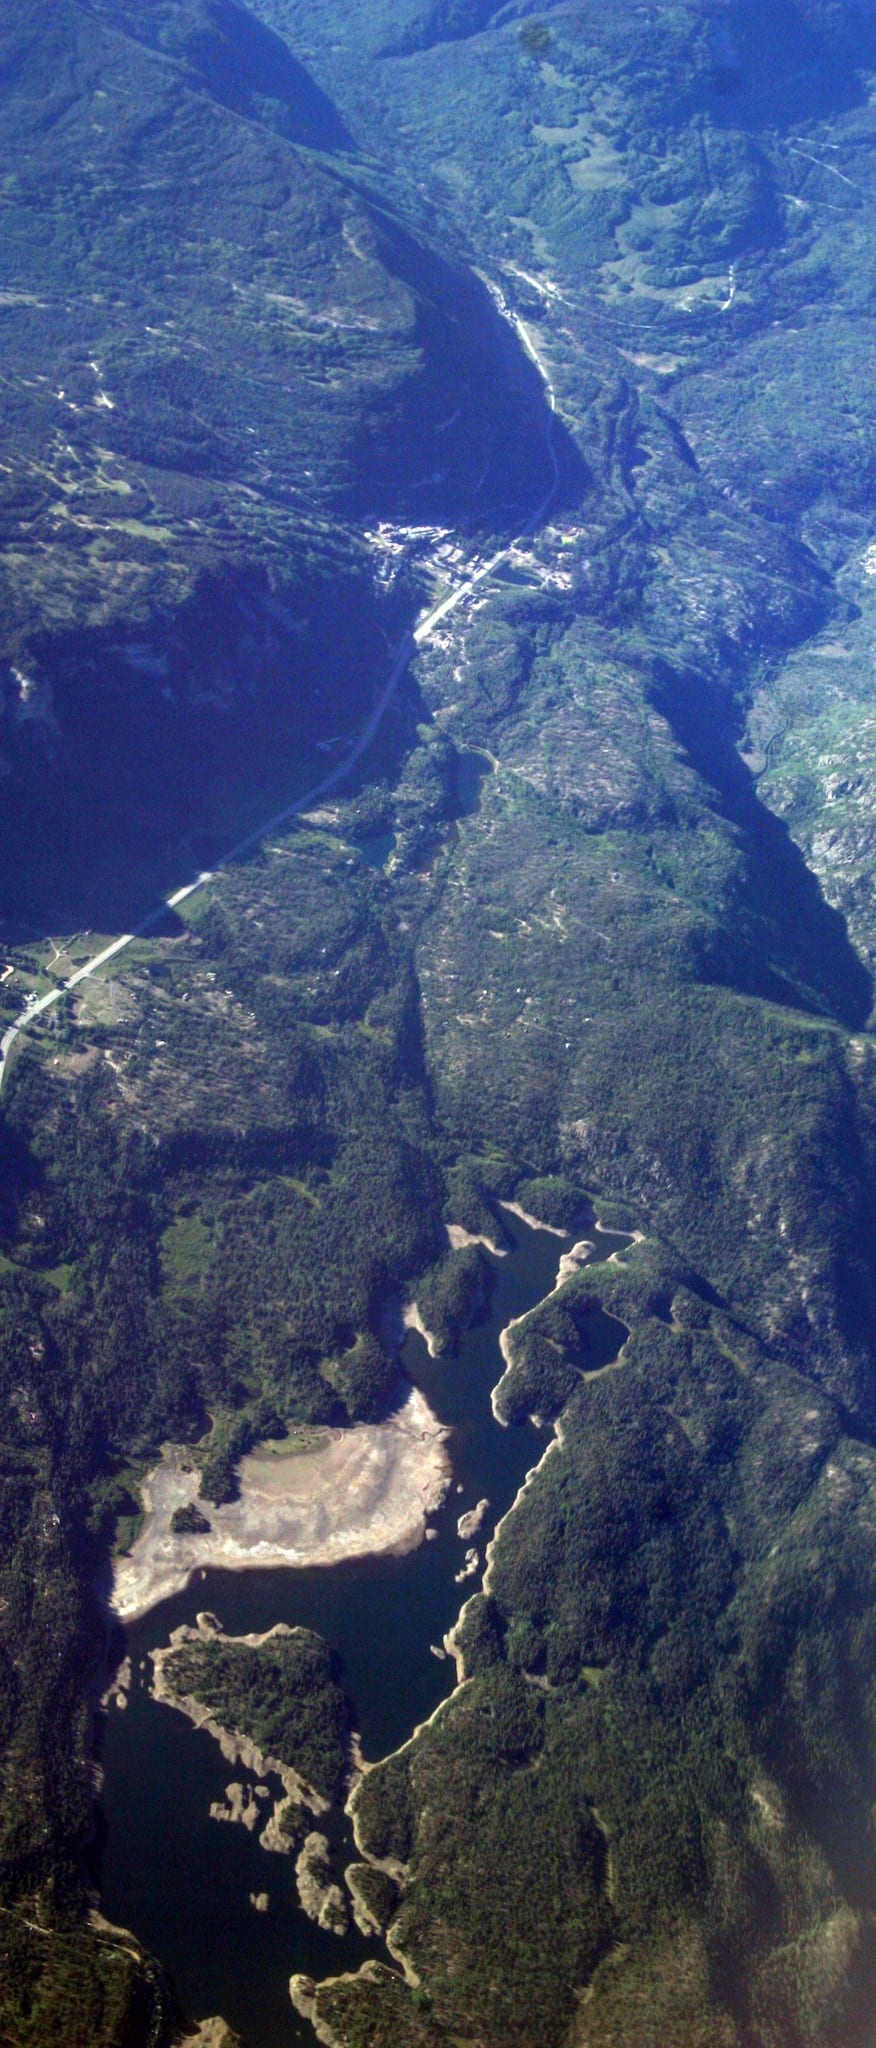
(401, 1301), (442, 1357)
(345, 1863), (384, 1938)
(456, 1497), (490, 1541)
(296, 1831), (349, 1933)
(445, 1221), (506, 1255)
(259, 1795), (301, 1855)
(209, 1782), (265, 1831)
(111, 1389), (450, 1621)
(497, 1198), (567, 1237)
(556, 1237), (596, 1282)
(101, 1655), (132, 1709)
(454, 1546), (480, 1584)
(290, 1966), (385, 2048)
(178, 2020), (242, 2048)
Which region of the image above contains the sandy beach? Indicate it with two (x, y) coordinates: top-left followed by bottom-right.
(111, 1388), (450, 1620)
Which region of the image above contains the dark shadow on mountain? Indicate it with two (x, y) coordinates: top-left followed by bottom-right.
(650, 660), (873, 1031)
(0, 1118), (44, 1240)
(0, 556), (396, 938)
(84, 0), (356, 153)
(0, 26), (584, 942)
(698, 0), (876, 131)
(345, 199), (588, 529)
(0, 210), (585, 939)
(377, 0), (500, 58)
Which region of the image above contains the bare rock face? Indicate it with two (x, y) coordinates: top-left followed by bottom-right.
(101, 1655), (132, 1710)
(456, 1497), (489, 1541)
(209, 1781), (262, 1830)
(7, 664), (58, 735)
(454, 1545), (480, 1584)
(295, 1832), (350, 1935)
(178, 2019), (243, 2048)
(260, 1794), (302, 1856)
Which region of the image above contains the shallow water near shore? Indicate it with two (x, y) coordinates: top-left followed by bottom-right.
(95, 1211), (628, 2045)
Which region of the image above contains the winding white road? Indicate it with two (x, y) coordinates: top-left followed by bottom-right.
(0, 311), (560, 1094)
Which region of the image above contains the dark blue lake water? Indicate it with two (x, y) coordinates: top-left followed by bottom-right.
(94, 1211), (627, 2045)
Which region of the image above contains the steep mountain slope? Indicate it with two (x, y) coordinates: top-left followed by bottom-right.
(0, 0), (558, 931)
(6, 4), (876, 2047)
(229, 6), (876, 2046)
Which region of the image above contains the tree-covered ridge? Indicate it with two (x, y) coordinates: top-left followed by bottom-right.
(0, 821), (448, 1464)
(344, 1251), (876, 2048)
(5, 0), (876, 2042)
(0, 800), (450, 2036)
(413, 1242), (490, 1354)
(0, 1909), (169, 2048)
(0, 0), (560, 932)
(161, 1625), (350, 1803)
(245, 4), (876, 2045)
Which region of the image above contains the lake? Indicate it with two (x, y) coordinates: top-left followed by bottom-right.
(94, 1208), (628, 2045)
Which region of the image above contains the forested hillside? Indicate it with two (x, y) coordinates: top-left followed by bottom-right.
(5, 3), (876, 2045)
(0, 0), (553, 929)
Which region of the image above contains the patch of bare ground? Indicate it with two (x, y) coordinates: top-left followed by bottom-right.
(111, 1390), (449, 1620)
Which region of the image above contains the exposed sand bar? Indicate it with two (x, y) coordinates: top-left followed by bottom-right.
(401, 1301), (441, 1358)
(445, 1221), (506, 1255)
(111, 1389), (450, 1621)
(497, 1198), (567, 1237)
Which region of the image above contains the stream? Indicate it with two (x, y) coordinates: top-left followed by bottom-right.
(94, 1209), (628, 2046)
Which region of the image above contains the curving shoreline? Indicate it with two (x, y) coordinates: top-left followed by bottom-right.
(400, 1301), (442, 1359)
(111, 1387), (450, 1622)
(491, 1225), (634, 1424)
(299, 1222), (641, 2028)
(101, 1211), (641, 2045)
(150, 1616), (332, 1817)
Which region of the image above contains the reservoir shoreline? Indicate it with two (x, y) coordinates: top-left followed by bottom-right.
(111, 1387), (450, 1624)
(96, 1210), (631, 2048)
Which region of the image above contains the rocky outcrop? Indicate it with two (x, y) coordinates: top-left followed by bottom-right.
(295, 1833), (349, 1935)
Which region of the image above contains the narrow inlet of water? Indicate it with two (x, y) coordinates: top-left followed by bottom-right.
(94, 1211), (628, 2046)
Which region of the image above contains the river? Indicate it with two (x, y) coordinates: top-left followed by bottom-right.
(94, 1209), (628, 2046)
